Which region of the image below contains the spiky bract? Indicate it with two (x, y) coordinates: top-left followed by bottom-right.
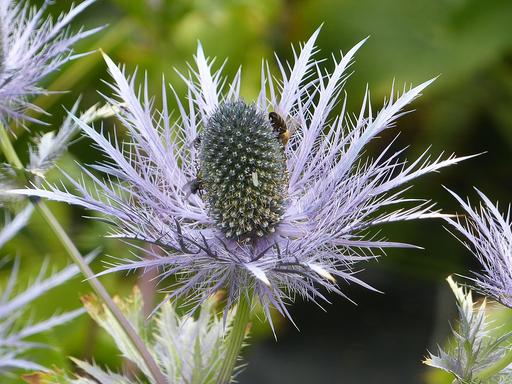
(32, 288), (244, 384)
(424, 277), (512, 382)
(9, 29), (472, 323)
(446, 188), (512, 308)
(0, 0), (100, 124)
(200, 101), (287, 240)
(0, 258), (84, 375)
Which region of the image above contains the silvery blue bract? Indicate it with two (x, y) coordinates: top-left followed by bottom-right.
(11, 28), (472, 323)
(0, 0), (101, 124)
(446, 189), (512, 308)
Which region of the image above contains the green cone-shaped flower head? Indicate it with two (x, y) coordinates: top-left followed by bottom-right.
(199, 101), (288, 240)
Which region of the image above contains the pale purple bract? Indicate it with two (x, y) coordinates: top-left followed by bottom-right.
(0, 0), (101, 124)
(446, 189), (512, 308)
(12, 29), (472, 322)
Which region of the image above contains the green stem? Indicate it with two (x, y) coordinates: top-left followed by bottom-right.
(216, 294), (251, 384)
(0, 125), (23, 169)
(36, 203), (167, 383)
(0, 123), (167, 384)
(475, 346), (512, 380)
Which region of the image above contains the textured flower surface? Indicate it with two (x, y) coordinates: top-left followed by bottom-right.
(11, 29), (472, 321)
(424, 277), (512, 383)
(0, 258), (84, 375)
(25, 288), (241, 384)
(446, 188), (512, 308)
(0, 0), (101, 123)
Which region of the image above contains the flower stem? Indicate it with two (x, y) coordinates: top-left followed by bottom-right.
(475, 346), (512, 380)
(216, 293), (251, 384)
(0, 123), (167, 384)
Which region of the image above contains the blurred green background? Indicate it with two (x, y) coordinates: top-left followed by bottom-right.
(1, 0), (512, 382)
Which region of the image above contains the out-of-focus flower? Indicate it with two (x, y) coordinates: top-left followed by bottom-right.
(27, 101), (119, 178)
(0, 258), (85, 375)
(0, 0), (101, 124)
(11, 29), (472, 321)
(0, 101), (118, 242)
(24, 288), (244, 384)
(446, 188), (512, 308)
(424, 276), (512, 383)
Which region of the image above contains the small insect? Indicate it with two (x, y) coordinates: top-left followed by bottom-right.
(251, 171), (260, 187)
(185, 134), (202, 150)
(193, 134), (201, 148)
(183, 177), (203, 198)
(269, 112), (291, 146)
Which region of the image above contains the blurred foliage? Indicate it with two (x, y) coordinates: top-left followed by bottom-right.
(1, 0), (512, 382)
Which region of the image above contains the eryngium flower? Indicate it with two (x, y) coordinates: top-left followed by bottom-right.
(0, 0), (101, 124)
(446, 188), (512, 308)
(12, 29), (471, 320)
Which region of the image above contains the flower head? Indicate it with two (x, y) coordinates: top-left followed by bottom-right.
(199, 100), (288, 240)
(446, 188), (512, 307)
(12, 29), (471, 321)
(0, 0), (101, 124)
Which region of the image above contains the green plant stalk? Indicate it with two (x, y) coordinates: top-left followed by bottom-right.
(0, 125), (23, 169)
(475, 347), (512, 380)
(0, 123), (167, 384)
(216, 293), (251, 384)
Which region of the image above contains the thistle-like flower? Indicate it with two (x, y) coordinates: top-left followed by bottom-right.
(24, 288), (244, 384)
(11, 29), (471, 320)
(446, 188), (512, 308)
(424, 276), (512, 382)
(0, 0), (101, 124)
(0, 258), (85, 375)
